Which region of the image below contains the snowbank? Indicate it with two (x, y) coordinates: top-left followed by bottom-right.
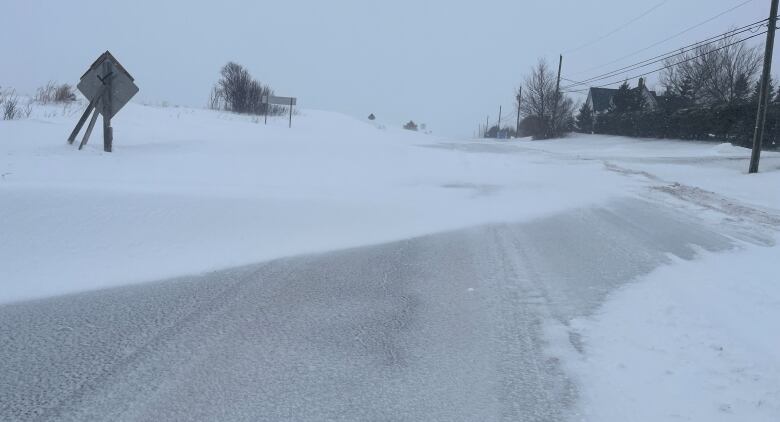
(0, 102), (629, 303)
(552, 243), (780, 422)
(518, 134), (780, 211)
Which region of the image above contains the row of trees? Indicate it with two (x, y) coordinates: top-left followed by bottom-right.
(573, 34), (778, 149)
(208, 62), (284, 116)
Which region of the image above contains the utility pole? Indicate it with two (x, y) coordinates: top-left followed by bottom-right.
(516, 88), (522, 137)
(498, 106), (502, 131)
(549, 54), (563, 139)
(485, 115), (489, 137)
(749, 0), (779, 174)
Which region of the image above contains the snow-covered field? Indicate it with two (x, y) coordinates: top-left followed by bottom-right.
(0, 101), (631, 304)
(1, 101), (779, 421)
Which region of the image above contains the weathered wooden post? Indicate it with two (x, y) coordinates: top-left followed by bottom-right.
(289, 97), (294, 128)
(67, 101), (96, 145)
(79, 103), (100, 150)
(102, 60), (114, 152)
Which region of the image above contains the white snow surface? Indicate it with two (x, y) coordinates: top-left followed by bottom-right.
(525, 134), (780, 422)
(1, 102), (630, 304)
(518, 133), (780, 211)
(2, 103), (780, 421)
(550, 245), (780, 422)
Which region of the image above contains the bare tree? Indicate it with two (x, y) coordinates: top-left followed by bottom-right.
(208, 86), (222, 110)
(211, 62), (282, 116)
(518, 58), (574, 139)
(218, 62), (254, 113)
(661, 33), (761, 105)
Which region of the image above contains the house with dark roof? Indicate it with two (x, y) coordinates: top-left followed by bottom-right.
(585, 78), (659, 114)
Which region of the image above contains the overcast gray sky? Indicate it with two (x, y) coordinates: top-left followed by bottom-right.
(1, 0), (775, 136)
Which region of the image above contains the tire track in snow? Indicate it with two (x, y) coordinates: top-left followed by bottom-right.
(0, 198), (737, 421)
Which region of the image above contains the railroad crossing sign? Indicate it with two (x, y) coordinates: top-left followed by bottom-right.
(67, 51), (138, 152)
(261, 95), (297, 128)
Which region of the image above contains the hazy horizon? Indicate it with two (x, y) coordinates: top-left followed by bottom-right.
(1, 0), (775, 136)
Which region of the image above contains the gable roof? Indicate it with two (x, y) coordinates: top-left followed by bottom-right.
(588, 87), (617, 113)
(588, 85), (658, 113)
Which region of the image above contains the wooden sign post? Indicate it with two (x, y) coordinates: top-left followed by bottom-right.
(68, 51), (138, 152)
(262, 95), (298, 128)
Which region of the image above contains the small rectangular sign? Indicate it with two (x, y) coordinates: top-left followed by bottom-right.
(262, 96), (297, 106)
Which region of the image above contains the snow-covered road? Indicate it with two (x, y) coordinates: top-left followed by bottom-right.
(3, 103), (779, 420)
(0, 198), (735, 421)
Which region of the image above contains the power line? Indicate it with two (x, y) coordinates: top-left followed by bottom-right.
(570, 0), (755, 76)
(562, 19), (767, 88)
(561, 19), (769, 90)
(561, 30), (767, 94)
(563, 0), (669, 55)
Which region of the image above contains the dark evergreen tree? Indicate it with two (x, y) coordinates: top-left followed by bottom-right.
(611, 82), (633, 113)
(611, 81), (645, 114)
(676, 76), (695, 106)
(732, 73), (750, 104)
(633, 86), (647, 111)
(575, 103), (594, 133)
(750, 75), (775, 104)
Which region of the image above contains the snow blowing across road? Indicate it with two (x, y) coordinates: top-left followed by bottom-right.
(0, 101), (631, 304)
(2, 101), (780, 421)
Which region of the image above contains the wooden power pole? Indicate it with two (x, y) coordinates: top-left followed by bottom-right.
(498, 106), (502, 132)
(749, 0), (779, 173)
(549, 55), (563, 138)
(516, 88), (522, 137)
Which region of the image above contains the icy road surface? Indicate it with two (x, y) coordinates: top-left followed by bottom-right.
(0, 199), (733, 421)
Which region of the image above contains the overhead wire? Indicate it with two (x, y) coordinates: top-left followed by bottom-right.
(569, 0), (756, 76)
(561, 18), (770, 90)
(561, 30), (768, 94)
(563, 0), (669, 55)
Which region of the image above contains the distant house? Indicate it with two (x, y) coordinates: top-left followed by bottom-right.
(585, 78), (659, 115)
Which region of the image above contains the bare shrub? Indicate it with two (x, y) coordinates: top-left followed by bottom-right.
(35, 81), (77, 104)
(2, 91), (20, 120)
(54, 84), (76, 103)
(35, 81), (56, 104)
(21, 101), (32, 118)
